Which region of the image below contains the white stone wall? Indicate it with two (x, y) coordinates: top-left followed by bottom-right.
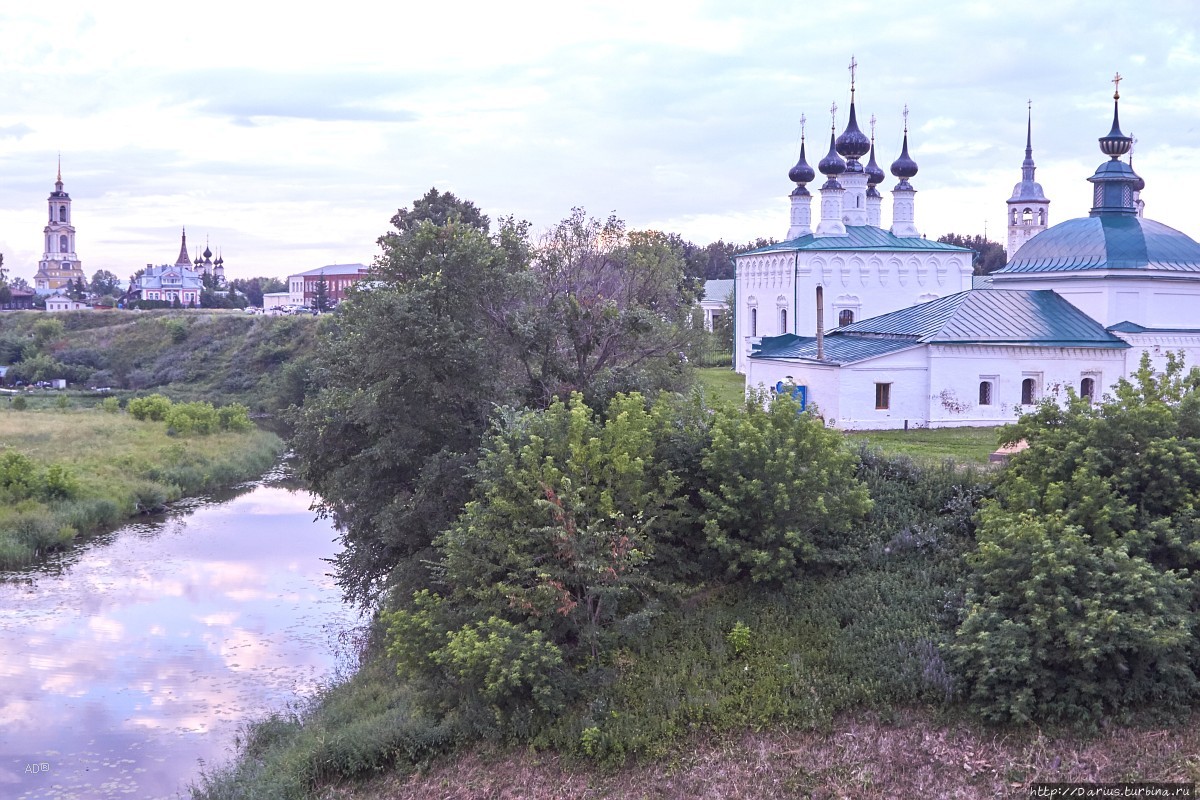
(734, 248), (972, 373)
(992, 272), (1200, 329)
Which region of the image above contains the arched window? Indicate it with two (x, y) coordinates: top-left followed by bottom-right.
(1080, 377), (1095, 402)
(1022, 208), (1033, 223)
(1021, 378), (1036, 405)
(779, 308), (787, 333)
(1010, 208), (1018, 224)
(59, 234), (68, 253)
(1037, 209), (1046, 225)
(750, 308), (757, 337)
(838, 309), (854, 327)
(979, 381), (993, 406)
(59, 205), (67, 222)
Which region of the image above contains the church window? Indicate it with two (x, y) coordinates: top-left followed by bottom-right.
(1080, 377), (1095, 402)
(59, 205), (66, 222)
(1021, 378), (1037, 405)
(838, 309), (854, 327)
(1010, 208), (1018, 225)
(875, 383), (891, 410)
(1022, 208), (1033, 223)
(59, 235), (68, 252)
(779, 308), (787, 333)
(978, 381), (993, 406)
(750, 308), (757, 337)
(1037, 209), (1046, 225)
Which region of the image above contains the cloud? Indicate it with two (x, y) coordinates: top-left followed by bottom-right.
(0, 123), (32, 139)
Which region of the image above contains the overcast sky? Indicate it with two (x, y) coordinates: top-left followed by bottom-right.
(0, 1), (1196, 283)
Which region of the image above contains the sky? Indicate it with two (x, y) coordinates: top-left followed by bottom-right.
(0, 0), (1197, 284)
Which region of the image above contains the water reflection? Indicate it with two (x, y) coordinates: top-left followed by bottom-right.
(0, 476), (357, 799)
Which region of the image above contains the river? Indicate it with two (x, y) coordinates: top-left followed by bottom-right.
(0, 467), (359, 799)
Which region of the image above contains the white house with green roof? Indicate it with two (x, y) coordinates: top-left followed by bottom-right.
(733, 84), (973, 374)
(744, 84), (1200, 429)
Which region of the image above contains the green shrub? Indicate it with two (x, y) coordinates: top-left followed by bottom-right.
(0, 450), (38, 498)
(164, 318), (188, 343)
(699, 392), (872, 582)
(726, 620), (752, 657)
(10, 396), (27, 411)
(217, 403), (253, 431)
(165, 401), (219, 435)
(101, 396), (121, 413)
(128, 393), (173, 421)
(56, 395), (70, 410)
(40, 464), (79, 500)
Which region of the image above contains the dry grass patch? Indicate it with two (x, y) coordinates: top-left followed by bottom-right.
(322, 709), (1200, 800)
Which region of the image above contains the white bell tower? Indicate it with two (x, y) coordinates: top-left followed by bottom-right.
(33, 157), (85, 293)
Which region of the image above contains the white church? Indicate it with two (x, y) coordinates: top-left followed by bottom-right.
(737, 75), (1200, 430)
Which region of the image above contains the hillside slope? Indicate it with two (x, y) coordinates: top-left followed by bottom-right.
(0, 310), (321, 411)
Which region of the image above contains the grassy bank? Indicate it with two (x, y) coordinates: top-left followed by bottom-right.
(0, 407), (284, 569)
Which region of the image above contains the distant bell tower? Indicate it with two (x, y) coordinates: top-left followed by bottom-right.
(33, 157), (86, 293)
(1006, 102), (1050, 258)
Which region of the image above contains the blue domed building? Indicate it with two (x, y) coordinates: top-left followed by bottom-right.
(744, 80), (1200, 429)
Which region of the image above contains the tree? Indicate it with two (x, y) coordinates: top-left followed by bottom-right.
(90, 270), (121, 296)
(67, 276), (87, 301)
(385, 187), (490, 240)
(313, 274), (330, 312)
(10, 277), (31, 293)
(949, 353), (1200, 724)
(229, 277), (286, 308)
(936, 233), (1007, 274)
(292, 201), (528, 606)
(510, 210), (699, 406)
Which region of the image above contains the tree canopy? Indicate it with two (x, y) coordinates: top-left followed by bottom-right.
(936, 233), (1007, 274)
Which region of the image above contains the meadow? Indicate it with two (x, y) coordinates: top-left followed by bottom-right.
(0, 406), (283, 568)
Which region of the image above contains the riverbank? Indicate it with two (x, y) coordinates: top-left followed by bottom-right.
(0, 407), (285, 568)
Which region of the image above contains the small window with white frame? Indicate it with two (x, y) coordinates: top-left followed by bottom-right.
(1020, 374), (1041, 405)
(978, 378), (996, 406)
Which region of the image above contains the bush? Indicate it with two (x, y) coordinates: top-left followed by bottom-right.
(128, 393), (173, 421)
(165, 401), (219, 435)
(10, 396), (26, 411)
(217, 403), (253, 431)
(40, 464), (79, 500)
(101, 396), (121, 413)
(699, 392), (872, 582)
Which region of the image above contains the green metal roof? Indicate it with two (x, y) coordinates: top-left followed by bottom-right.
(751, 333), (919, 365)
(751, 289), (1128, 365)
(996, 216), (1200, 274)
(739, 225), (973, 256)
(836, 289), (1128, 347)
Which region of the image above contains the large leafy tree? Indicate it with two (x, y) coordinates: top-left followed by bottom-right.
(510, 210), (698, 406)
(312, 274), (330, 312)
(90, 269), (121, 296)
(950, 354), (1200, 723)
(229, 277), (286, 307)
(292, 197), (528, 606)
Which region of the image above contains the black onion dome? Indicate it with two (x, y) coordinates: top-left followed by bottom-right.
(788, 140), (816, 184)
(818, 131), (846, 176)
(865, 142), (885, 186)
(203, 246), (213, 259)
(835, 102), (871, 161)
(890, 133), (918, 179)
(1099, 98), (1132, 159)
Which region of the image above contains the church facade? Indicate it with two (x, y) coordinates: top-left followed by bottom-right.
(732, 77), (974, 374)
(32, 163), (86, 294)
(743, 79), (1200, 430)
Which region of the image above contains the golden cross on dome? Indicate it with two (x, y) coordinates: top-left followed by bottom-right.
(800, 113), (806, 140)
(1112, 71), (1122, 99)
(869, 113), (877, 141)
(849, 55), (857, 95)
(902, 104), (909, 133)
(830, 101), (838, 130)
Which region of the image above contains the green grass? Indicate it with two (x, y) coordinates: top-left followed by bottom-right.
(847, 427), (1002, 466)
(0, 407), (285, 569)
(693, 366), (745, 407)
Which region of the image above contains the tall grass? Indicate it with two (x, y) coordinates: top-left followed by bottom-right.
(0, 408), (284, 569)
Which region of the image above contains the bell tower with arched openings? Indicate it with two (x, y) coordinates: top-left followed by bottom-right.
(33, 157), (86, 293)
(1006, 102), (1051, 258)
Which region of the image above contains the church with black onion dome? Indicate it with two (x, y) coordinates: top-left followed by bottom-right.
(742, 72), (1200, 430)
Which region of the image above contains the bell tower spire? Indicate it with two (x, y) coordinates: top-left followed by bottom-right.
(1006, 100), (1050, 257)
(32, 158), (85, 294)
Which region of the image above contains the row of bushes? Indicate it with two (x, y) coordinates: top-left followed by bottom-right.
(127, 394), (253, 435)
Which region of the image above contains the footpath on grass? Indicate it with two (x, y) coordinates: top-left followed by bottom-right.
(0, 401), (285, 568)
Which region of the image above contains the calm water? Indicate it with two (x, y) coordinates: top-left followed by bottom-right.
(0, 470), (359, 799)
